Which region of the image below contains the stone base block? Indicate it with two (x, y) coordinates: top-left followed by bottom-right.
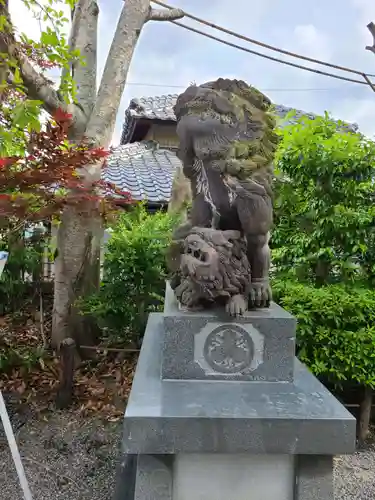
(162, 283), (297, 382)
(116, 308), (354, 499)
(114, 453), (334, 500)
(173, 454), (294, 500)
(124, 313), (356, 456)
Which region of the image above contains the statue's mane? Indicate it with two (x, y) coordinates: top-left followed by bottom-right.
(182, 228), (251, 298)
(174, 78), (280, 191)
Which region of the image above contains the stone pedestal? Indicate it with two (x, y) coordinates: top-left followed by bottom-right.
(114, 285), (356, 500)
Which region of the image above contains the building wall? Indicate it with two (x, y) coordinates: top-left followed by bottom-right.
(144, 121), (191, 214)
(144, 123), (179, 149)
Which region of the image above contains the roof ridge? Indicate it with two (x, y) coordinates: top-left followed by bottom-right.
(129, 94), (179, 108)
(111, 140), (175, 153)
(122, 93), (358, 131)
(134, 93), (179, 100)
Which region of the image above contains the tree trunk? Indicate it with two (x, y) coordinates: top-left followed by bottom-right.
(52, 0), (100, 349)
(52, 206), (102, 348)
(51, 0), (185, 347)
(83, 0), (151, 146)
(52, 0), (151, 348)
(357, 386), (373, 446)
(168, 165), (192, 218)
(314, 259), (330, 286)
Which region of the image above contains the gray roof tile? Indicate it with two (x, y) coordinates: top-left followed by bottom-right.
(114, 94), (359, 203)
(128, 94), (178, 121)
(103, 141), (181, 204)
(120, 94), (178, 144)
(120, 93), (358, 143)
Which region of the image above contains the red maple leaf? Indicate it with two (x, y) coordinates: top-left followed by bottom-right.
(0, 103), (132, 220)
(91, 147), (110, 158)
(53, 107), (73, 124)
(0, 157), (18, 168)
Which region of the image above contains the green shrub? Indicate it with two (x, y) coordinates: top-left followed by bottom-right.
(273, 278), (375, 388)
(80, 204), (179, 343)
(0, 343), (44, 373)
(0, 227), (46, 314)
(273, 113), (375, 286)
(271, 115), (375, 392)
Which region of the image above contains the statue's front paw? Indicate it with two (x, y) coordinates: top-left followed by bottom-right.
(175, 280), (190, 300)
(226, 294), (247, 317)
(248, 280), (271, 308)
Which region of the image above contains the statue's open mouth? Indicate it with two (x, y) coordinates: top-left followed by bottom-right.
(181, 237), (219, 280)
(186, 246), (209, 262)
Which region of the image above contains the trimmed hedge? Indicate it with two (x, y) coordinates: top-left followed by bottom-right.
(273, 278), (375, 388)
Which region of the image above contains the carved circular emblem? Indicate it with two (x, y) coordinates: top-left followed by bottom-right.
(203, 324), (254, 373)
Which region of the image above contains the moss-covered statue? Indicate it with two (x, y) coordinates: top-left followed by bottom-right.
(167, 78), (279, 315)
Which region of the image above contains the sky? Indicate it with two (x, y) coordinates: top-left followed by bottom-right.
(9, 0), (375, 145)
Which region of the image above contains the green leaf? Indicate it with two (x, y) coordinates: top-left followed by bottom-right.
(40, 30), (60, 48)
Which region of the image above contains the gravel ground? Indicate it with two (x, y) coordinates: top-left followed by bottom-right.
(334, 444), (375, 500)
(0, 411), (122, 500)
(1, 410), (375, 500)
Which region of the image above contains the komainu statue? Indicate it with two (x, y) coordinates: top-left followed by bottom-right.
(167, 78), (279, 315)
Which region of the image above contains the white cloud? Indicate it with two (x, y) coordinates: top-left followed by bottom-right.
(9, 0), (42, 40)
(293, 24), (333, 61)
(197, 0), (277, 34)
(331, 97), (375, 137)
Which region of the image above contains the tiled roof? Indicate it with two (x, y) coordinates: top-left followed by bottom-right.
(103, 141), (180, 204)
(120, 94), (178, 144)
(120, 93), (359, 143)
(128, 94), (178, 121)
(274, 105), (357, 133)
(114, 93), (359, 203)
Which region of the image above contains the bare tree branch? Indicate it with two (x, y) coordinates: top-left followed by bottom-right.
(70, 0), (99, 121)
(85, 0), (185, 148)
(11, 46), (64, 115)
(84, 0), (150, 147)
(147, 7), (184, 22)
(366, 22), (375, 54)
(60, 0), (84, 88)
(1, 0), (64, 115)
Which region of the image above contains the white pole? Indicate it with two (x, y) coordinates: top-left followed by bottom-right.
(0, 392), (33, 500)
(0, 252), (33, 499)
(0, 251), (9, 277)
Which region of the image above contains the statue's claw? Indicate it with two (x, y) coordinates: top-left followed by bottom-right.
(248, 280), (271, 308)
(226, 294), (247, 317)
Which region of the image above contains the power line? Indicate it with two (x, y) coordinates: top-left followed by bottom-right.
(124, 82), (367, 92)
(172, 21), (368, 86)
(152, 0), (375, 87)
(153, 0), (375, 78)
